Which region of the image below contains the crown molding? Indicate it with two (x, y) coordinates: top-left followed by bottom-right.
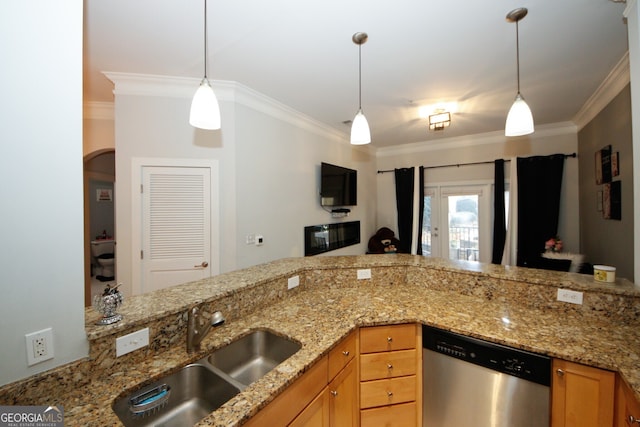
(99, 72), (349, 144)
(83, 101), (114, 120)
(572, 51), (630, 130)
(375, 121), (577, 158)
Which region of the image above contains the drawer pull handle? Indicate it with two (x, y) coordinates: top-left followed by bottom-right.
(342, 350), (350, 356)
(629, 415), (640, 424)
(556, 369), (565, 377)
(330, 390), (338, 397)
(387, 336), (393, 343)
(387, 363), (393, 370)
(387, 391), (393, 398)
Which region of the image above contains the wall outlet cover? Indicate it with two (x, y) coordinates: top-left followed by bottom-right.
(288, 275), (300, 290)
(557, 288), (583, 305)
(116, 327), (150, 357)
(357, 269), (372, 280)
(25, 328), (54, 366)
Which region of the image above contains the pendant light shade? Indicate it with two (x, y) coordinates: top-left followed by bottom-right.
(505, 93), (534, 136)
(351, 108), (371, 145)
(350, 32), (371, 145)
(190, 78), (221, 129)
(190, 0), (221, 130)
(505, 7), (533, 137)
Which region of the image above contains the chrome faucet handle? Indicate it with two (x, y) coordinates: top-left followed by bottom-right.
(187, 306), (225, 353)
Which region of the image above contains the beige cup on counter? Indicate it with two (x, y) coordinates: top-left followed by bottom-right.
(593, 265), (616, 283)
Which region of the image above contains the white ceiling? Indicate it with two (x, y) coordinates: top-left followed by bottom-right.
(83, 0), (629, 147)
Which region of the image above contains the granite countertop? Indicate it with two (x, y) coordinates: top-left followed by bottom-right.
(3, 255), (640, 426)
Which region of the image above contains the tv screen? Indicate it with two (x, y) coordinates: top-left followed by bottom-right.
(320, 162), (357, 207)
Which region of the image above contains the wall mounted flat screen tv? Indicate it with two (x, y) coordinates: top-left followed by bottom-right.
(320, 162), (357, 207)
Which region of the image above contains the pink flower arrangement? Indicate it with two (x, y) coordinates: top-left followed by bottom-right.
(545, 236), (563, 253)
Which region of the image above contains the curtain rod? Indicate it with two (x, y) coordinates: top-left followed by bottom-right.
(376, 152), (577, 174)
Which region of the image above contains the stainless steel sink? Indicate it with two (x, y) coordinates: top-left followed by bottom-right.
(113, 363), (241, 427)
(112, 329), (301, 427)
(207, 330), (302, 385)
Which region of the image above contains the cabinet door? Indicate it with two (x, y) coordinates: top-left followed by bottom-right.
(329, 331), (357, 381)
(329, 358), (358, 427)
(290, 387), (330, 427)
(615, 376), (640, 427)
(244, 357), (329, 427)
(552, 359), (615, 427)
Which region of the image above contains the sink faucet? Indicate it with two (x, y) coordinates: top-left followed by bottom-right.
(187, 306), (225, 353)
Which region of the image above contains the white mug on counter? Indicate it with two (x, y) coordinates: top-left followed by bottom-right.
(593, 265), (616, 283)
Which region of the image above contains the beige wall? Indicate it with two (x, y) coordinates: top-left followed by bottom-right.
(578, 84), (634, 280)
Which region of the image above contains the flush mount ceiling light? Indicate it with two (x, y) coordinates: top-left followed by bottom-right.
(189, 0), (221, 130)
(505, 7), (534, 137)
(350, 32), (371, 145)
(428, 111), (451, 131)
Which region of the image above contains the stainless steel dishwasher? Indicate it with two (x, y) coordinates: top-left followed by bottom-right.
(423, 325), (551, 427)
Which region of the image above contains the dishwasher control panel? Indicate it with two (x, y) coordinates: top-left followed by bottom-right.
(423, 325), (551, 386)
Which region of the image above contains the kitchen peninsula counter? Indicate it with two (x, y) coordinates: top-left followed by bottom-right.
(1, 255), (639, 426)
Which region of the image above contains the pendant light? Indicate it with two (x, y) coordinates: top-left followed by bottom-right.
(189, 0), (221, 130)
(505, 7), (534, 137)
(350, 32), (371, 145)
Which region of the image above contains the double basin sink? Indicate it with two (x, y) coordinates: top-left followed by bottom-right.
(112, 330), (302, 427)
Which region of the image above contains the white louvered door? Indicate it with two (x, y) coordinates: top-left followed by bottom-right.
(141, 166), (211, 293)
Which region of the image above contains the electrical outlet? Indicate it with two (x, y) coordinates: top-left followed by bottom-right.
(357, 269), (372, 280)
(246, 234), (255, 245)
(288, 275), (300, 290)
(116, 328), (150, 357)
(25, 328), (54, 366)
(557, 288), (583, 305)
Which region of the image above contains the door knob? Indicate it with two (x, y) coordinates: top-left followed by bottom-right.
(194, 261), (209, 268)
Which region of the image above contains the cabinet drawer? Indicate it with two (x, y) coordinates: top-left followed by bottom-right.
(328, 331), (357, 380)
(360, 375), (417, 409)
(360, 324), (416, 354)
(360, 349), (416, 381)
(360, 402), (417, 427)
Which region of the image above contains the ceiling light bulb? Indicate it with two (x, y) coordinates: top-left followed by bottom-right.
(189, 78), (221, 130)
(505, 93), (534, 137)
(350, 109), (371, 145)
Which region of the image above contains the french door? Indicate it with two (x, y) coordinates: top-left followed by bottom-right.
(421, 184), (491, 263)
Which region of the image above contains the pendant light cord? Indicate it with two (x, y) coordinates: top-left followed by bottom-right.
(203, 0), (208, 79)
(515, 20), (520, 94)
(358, 43), (362, 109)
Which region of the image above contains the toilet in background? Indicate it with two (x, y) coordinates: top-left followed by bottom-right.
(91, 239), (115, 281)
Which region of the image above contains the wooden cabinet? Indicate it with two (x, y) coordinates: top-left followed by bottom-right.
(243, 356), (329, 427)
(251, 331), (358, 427)
(615, 375), (640, 427)
(326, 331), (358, 427)
(329, 358), (358, 427)
(551, 358), (615, 427)
(359, 324), (421, 427)
(290, 387), (330, 427)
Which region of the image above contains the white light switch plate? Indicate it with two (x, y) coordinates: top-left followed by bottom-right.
(288, 275), (300, 290)
(116, 327), (149, 357)
(557, 288), (583, 305)
(357, 269), (372, 280)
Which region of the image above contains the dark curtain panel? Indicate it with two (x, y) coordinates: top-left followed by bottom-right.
(516, 154), (565, 267)
(416, 166), (425, 255)
(491, 159), (506, 264)
(395, 167), (414, 254)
